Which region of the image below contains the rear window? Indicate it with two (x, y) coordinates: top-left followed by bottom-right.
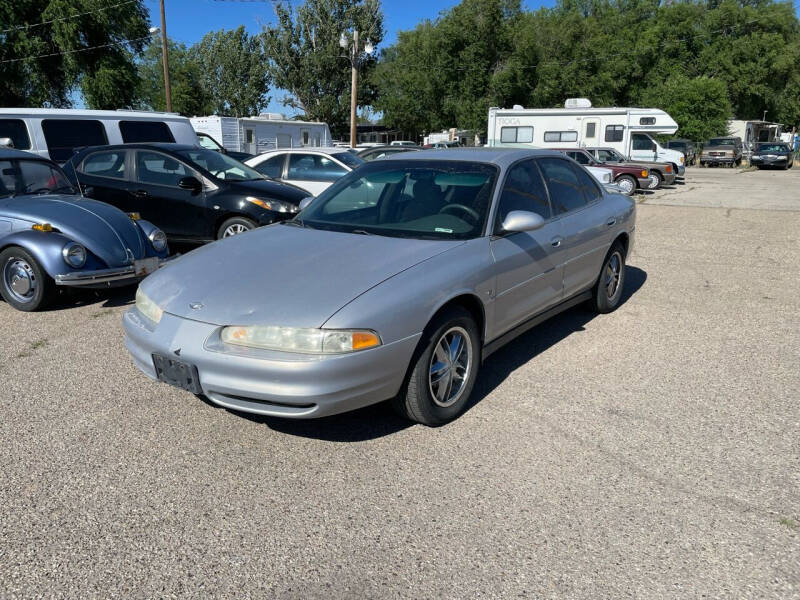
(42, 119), (108, 163)
(0, 119), (31, 150)
(119, 120), (175, 143)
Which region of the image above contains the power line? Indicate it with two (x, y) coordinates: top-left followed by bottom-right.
(1, 0), (138, 35)
(0, 35), (152, 65)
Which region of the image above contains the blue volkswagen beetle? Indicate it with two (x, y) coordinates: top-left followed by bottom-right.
(0, 148), (170, 311)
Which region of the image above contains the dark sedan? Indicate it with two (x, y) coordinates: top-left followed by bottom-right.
(63, 144), (308, 242)
(750, 142), (794, 170)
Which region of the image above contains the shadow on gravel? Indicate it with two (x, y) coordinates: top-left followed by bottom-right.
(229, 266), (648, 442)
(40, 286), (136, 312)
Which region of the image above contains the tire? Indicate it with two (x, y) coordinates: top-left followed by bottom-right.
(615, 174), (636, 196)
(649, 170), (664, 188)
(217, 216), (257, 240)
(590, 242), (626, 314)
(392, 306), (480, 426)
(0, 246), (55, 312)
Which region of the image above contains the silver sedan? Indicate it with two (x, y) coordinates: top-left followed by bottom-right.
(124, 149), (635, 426)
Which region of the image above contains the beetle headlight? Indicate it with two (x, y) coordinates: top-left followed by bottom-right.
(148, 228), (167, 252)
(62, 242), (86, 268)
(220, 326), (381, 354)
(245, 196), (298, 213)
(135, 288), (163, 324)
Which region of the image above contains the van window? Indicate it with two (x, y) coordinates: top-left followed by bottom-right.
(81, 151), (127, 179)
(544, 131), (578, 143)
(639, 117), (656, 126)
(500, 126), (533, 143)
(632, 134), (655, 151)
(0, 119), (31, 150)
(585, 122), (596, 138)
(119, 120), (175, 143)
(605, 125), (624, 142)
(42, 119), (108, 162)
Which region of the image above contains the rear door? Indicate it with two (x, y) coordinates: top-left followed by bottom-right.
(490, 158), (565, 335)
(75, 149), (132, 212)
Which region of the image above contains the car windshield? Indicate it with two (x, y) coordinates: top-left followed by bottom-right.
(756, 143), (789, 152)
(177, 148), (264, 181)
(333, 151), (365, 169)
(0, 159), (75, 198)
(708, 138), (737, 147)
(297, 160), (498, 240)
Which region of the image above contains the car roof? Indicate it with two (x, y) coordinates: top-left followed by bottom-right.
(0, 148), (46, 160)
(385, 147), (564, 167)
(259, 147), (352, 156)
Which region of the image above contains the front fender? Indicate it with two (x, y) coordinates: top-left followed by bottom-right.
(0, 229), (84, 279)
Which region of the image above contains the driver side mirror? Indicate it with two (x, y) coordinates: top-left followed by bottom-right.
(178, 176), (202, 193)
(298, 196), (314, 211)
(651, 143), (657, 151)
(501, 210), (545, 233)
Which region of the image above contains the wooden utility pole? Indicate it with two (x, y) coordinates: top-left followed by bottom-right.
(159, 0), (172, 112)
(349, 30), (359, 149)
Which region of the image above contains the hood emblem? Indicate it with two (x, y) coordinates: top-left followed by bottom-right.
(189, 302), (204, 310)
(173, 348), (181, 356)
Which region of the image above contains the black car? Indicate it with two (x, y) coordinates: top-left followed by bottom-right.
(63, 144), (308, 242)
(750, 142), (794, 170)
(356, 145), (421, 161)
(665, 138), (697, 166)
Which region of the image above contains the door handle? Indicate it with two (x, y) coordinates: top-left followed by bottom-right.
(130, 189), (148, 199)
(551, 236), (563, 247)
(606, 218), (617, 227)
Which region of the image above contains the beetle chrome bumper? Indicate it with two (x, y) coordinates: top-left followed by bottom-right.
(55, 256), (173, 286)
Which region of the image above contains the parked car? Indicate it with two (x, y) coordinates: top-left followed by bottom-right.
(558, 148), (650, 195)
(245, 148), (364, 196)
(749, 142), (795, 169)
(665, 138), (697, 166)
(357, 145), (422, 161)
(195, 132), (254, 162)
(0, 148), (170, 311)
(391, 141), (417, 147)
(423, 141), (461, 149)
(124, 149), (635, 426)
(584, 147), (676, 188)
(700, 137), (743, 167)
(63, 144), (308, 242)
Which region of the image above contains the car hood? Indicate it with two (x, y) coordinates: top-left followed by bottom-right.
(2, 194), (145, 267)
(142, 224), (463, 327)
(227, 179), (309, 204)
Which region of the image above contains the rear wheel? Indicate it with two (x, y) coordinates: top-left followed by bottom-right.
(591, 243), (626, 314)
(217, 216), (257, 239)
(392, 307), (480, 426)
(615, 175), (636, 196)
(0, 246), (55, 312)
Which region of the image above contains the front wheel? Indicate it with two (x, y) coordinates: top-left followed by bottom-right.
(393, 307), (480, 426)
(615, 175), (636, 196)
(591, 243), (626, 314)
(649, 171), (663, 189)
(0, 246), (55, 311)
(217, 216), (257, 239)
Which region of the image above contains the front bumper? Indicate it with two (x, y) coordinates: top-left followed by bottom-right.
(55, 256), (173, 287)
(677, 164), (686, 175)
(635, 176), (651, 188)
(123, 309), (421, 419)
(700, 156), (735, 165)
(751, 156), (789, 166)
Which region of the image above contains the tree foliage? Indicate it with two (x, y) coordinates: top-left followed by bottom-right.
(262, 0), (384, 135)
(374, 0), (800, 139)
(194, 26), (270, 117)
(0, 0), (149, 108)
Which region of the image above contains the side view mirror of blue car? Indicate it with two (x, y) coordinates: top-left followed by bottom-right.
(502, 210), (545, 233)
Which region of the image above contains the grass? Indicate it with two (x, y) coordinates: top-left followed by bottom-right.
(91, 309), (114, 319)
(779, 517), (798, 529)
(30, 339), (47, 350)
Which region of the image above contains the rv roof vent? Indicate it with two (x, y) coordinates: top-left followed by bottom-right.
(512, 104), (524, 110)
(565, 98), (592, 109)
(257, 112), (285, 120)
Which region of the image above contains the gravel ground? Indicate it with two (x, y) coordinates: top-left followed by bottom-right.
(1, 167), (798, 598)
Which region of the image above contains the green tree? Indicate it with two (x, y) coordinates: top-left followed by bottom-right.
(194, 26), (270, 117)
(136, 39), (213, 116)
(262, 0), (384, 135)
(0, 0), (150, 108)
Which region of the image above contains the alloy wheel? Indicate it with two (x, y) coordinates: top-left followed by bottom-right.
(428, 326), (472, 408)
(604, 251), (622, 299)
(223, 223), (250, 237)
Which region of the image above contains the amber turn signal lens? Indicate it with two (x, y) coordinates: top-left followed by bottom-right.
(352, 331), (380, 350)
(32, 223), (53, 232)
(641, 170), (648, 178)
(128, 212), (141, 220)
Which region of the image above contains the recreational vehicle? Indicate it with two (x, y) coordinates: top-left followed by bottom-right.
(190, 114), (332, 156)
(487, 99), (685, 174)
(727, 120), (782, 155)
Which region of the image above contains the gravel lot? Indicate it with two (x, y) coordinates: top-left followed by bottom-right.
(1, 167), (798, 598)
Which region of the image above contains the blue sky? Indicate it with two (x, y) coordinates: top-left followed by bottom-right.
(142, 0), (549, 115)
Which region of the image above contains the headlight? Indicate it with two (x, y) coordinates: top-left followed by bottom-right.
(135, 288), (163, 324)
(245, 196), (298, 213)
(148, 228), (167, 252)
(221, 326), (381, 354)
(61, 242), (86, 268)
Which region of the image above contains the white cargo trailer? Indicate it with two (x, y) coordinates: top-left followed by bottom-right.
(487, 99), (685, 173)
(190, 114), (332, 155)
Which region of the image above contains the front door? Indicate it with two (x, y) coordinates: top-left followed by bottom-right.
(490, 158), (566, 336)
(285, 153), (347, 196)
(630, 133), (658, 162)
(132, 150), (208, 239)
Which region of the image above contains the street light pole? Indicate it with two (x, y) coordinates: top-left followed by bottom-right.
(349, 30), (359, 149)
(159, 0), (172, 112)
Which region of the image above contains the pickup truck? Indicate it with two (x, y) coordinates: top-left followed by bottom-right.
(699, 137), (743, 167)
(584, 146), (676, 188)
(558, 148), (650, 195)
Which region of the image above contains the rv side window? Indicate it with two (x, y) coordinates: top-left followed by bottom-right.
(119, 120), (175, 143)
(585, 122), (596, 138)
(0, 119), (31, 150)
(42, 119), (108, 163)
(500, 126), (533, 144)
(639, 117), (656, 126)
(605, 125), (624, 142)
(544, 131), (578, 143)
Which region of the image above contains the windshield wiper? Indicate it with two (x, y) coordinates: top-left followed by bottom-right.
(350, 229), (375, 236)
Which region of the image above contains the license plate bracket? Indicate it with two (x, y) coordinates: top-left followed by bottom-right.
(134, 257), (160, 277)
(152, 354), (202, 394)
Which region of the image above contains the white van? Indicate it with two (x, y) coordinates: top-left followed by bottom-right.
(487, 99), (686, 175)
(0, 108), (197, 163)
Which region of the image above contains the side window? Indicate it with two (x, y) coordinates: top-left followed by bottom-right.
(253, 155), (285, 179)
(544, 131), (578, 143)
(80, 151), (127, 179)
(585, 122), (596, 138)
(639, 117), (656, 126)
(597, 150), (614, 161)
(288, 154), (347, 182)
(605, 125), (624, 143)
(197, 134), (222, 151)
(500, 126), (533, 143)
(537, 157), (587, 215)
(136, 151), (190, 187)
(119, 121), (175, 143)
(631, 134), (653, 151)
(0, 119), (31, 150)
(0, 160), (16, 195)
(495, 159), (551, 229)
(42, 119), (108, 163)
(301, 130), (310, 146)
(572, 163), (602, 204)
(570, 152), (591, 165)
